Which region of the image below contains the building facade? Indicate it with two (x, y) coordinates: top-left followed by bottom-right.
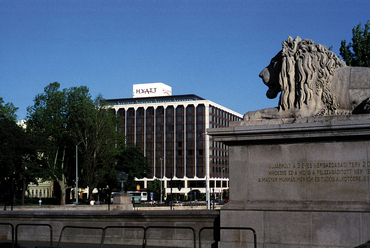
(107, 91), (242, 203)
(26, 180), (54, 199)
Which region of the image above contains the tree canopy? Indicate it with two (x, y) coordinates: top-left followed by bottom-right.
(26, 82), (137, 204)
(116, 145), (150, 191)
(0, 97), (18, 122)
(3, 82), (151, 205)
(0, 116), (25, 206)
(26, 82), (93, 204)
(340, 21), (370, 67)
(146, 179), (161, 201)
(0, 99), (41, 207)
(70, 94), (123, 201)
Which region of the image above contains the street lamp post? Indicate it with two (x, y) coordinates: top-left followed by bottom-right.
(76, 139), (85, 204)
(160, 158), (163, 204)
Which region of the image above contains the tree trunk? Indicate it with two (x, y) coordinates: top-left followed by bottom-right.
(21, 180), (26, 205)
(57, 147), (67, 205)
(57, 176), (67, 205)
(88, 186), (93, 202)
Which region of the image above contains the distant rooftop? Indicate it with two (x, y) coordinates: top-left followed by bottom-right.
(106, 94), (205, 106)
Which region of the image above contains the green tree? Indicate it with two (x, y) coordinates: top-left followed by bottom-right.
(0, 115), (43, 207)
(340, 21), (370, 67)
(70, 95), (123, 202)
(0, 117), (23, 207)
(19, 130), (46, 205)
(26, 82), (92, 205)
(116, 145), (150, 191)
(146, 179), (161, 201)
(0, 99), (42, 207)
(0, 97), (18, 122)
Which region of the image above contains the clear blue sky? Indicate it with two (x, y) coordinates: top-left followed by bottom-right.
(1, 0), (369, 120)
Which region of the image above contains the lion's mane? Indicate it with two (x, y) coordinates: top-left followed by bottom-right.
(278, 36), (346, 115)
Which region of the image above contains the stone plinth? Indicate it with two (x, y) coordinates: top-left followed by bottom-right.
(208, 114), (370, 248)
(112, 193), (133, 210)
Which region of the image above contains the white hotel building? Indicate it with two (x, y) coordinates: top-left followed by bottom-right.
(107, 83), (242, 201)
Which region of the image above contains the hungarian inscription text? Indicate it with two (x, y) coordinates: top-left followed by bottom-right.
(258, 161), (370, 183)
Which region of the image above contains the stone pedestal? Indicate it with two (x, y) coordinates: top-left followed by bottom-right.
(208, 115), (370, 248)
(112, 193), (133, 210)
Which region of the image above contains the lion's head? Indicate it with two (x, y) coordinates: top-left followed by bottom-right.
(259, 36), (346, 116)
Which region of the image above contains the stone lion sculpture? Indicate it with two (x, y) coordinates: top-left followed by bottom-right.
(244, 36), (370, 120)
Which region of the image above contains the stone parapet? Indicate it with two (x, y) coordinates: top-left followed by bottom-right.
(208, 114), (370, 248)
(0, 210), (219, 247)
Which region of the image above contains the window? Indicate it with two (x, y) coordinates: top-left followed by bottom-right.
(147, 108), (154, 115)
(156, 117), (163, 123)
(197, 123), (204, 130)
(187, 115), (194, 122)
(137, 108), (144, 116)
(156, 133), (163, 139)
(166, 166), (173, 176)
(156, 107), (163, 115)
(166, 125), (174, 131)
(197, 140), (204, 147)
(197, 105), (205, 113)
(176, 106), (183, 114)
(117, 109), (125, 116)
(186, 105), (194, 113)
(197, 115), (204, 122)
(156, 125), (163, 131)
(166, 107), (173, 114)
(127, 108), (135, 116)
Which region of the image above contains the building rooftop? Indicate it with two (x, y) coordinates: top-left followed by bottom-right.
(107, 94), (206, 106)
